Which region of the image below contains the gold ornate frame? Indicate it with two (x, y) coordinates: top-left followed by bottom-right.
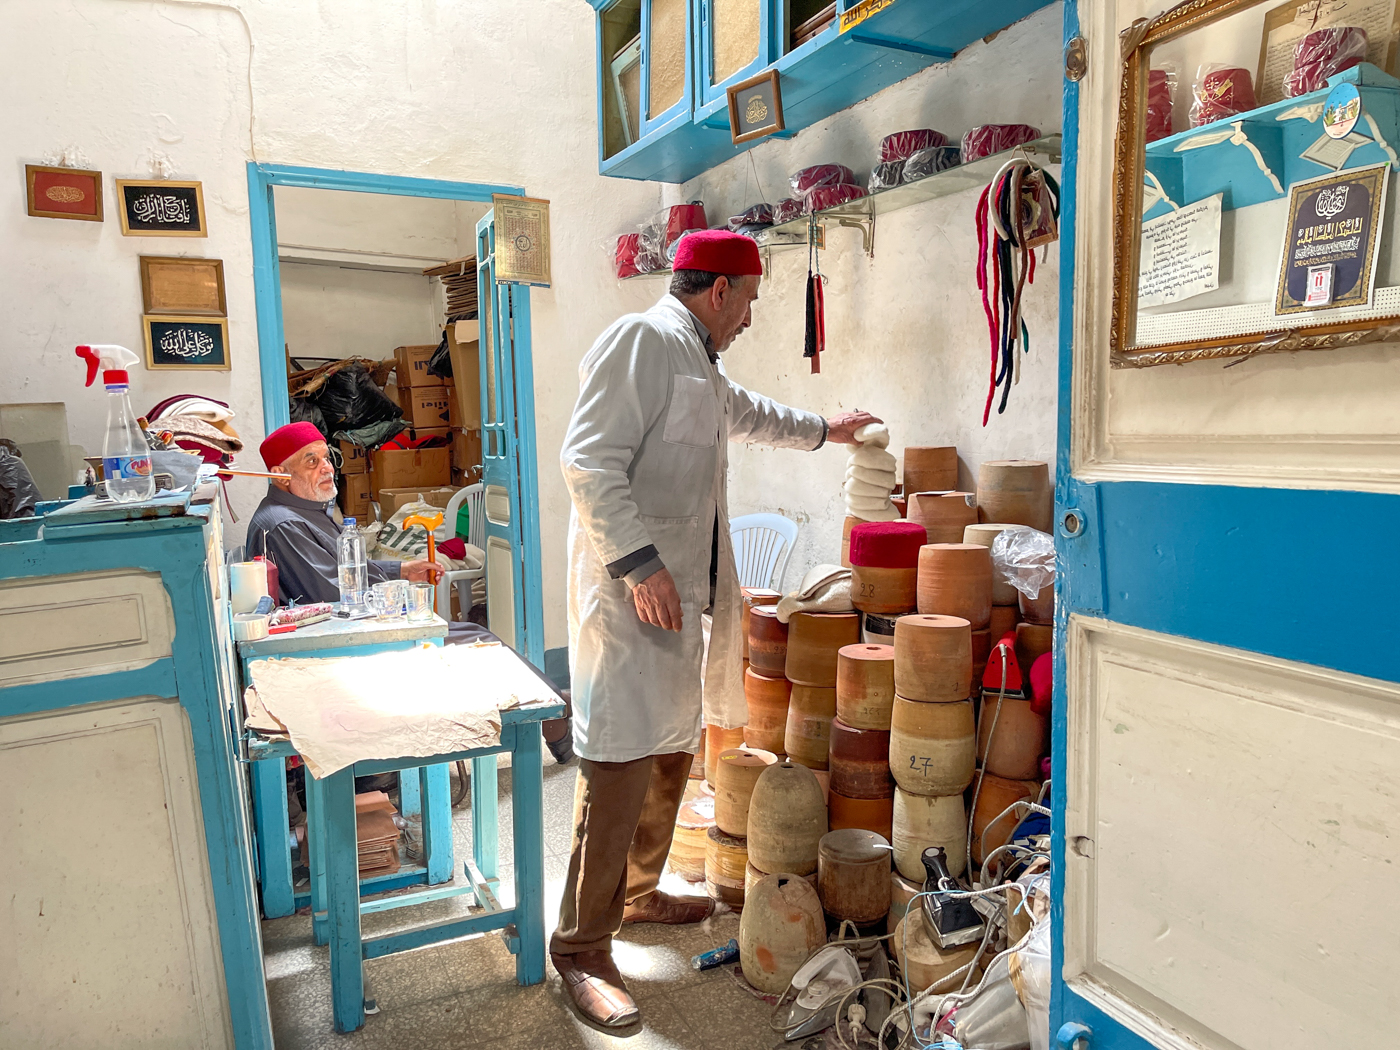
(1111, 0), (1400, 367)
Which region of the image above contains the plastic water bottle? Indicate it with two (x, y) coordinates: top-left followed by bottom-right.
(75, 344), (155, 503)
(337, 518), (368, 612)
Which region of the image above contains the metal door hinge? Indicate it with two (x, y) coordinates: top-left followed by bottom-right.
(1065, 36), (1087, 81)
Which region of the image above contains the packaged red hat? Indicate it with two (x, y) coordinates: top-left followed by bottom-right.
(1190, 65), (1256, 127)
(259, 421), (325, 471)
(1146, 68), (1176, 142)
(879, 129), (947, 162)
(1284, 26), (1368, 97)
(671, 229), (763, 275)
(961, 124), (1041, 163)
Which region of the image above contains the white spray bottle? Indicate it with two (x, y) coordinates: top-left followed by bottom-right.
(76, 344), (156, 502)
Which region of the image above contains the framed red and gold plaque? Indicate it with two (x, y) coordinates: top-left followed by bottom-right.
(25, 165), (103, 221)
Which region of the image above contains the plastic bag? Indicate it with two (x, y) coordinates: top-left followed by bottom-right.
(1146, 66), (1176, 142)
(638, 202), (708, 262)
(990, 527), (1055, 599)
(311, 363), (402, 434)
(804, 183), (867, 214)
(879, 129), (946, 162)
(791, 163), (857, 197)
(1013, 918), (1052, 1050)
(426, 329), (451, 379)
(960, 123), (1040, 162)
(1189, 64), (1256, 127)
(1284, 26), (1368, 97)
(902, 145), (961, 181)
(0, 446), (40, 519)
(615, 232), (644, 278)
(773, 197), (804, 224)
(288, 395), (328, 437)
(728, 202), (774, 228)
(868, 160), (905, 191)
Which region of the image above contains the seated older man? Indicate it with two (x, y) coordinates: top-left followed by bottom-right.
(246, 422), (439, 603)
(246, 422), (574, 761)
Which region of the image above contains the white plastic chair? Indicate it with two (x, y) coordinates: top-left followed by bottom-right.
(730, 512), (800, 592)
(436, 483), (486, 621)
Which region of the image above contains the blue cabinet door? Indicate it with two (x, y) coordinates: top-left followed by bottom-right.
(476, 212), (546, 667)
(1050, 5), (1400, 1050)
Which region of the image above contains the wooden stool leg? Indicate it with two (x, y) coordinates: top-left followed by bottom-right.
(322, 767), (367, 1033)
(421, 763), (454, 885)
(509, 723), (546, 986)
(471, 754), (498, 881)
(251, 755), (295, 918)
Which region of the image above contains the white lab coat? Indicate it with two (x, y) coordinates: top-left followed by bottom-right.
(562, 294), (827, 763)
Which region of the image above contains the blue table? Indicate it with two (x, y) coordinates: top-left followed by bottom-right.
(311, 699), (563, 1033)
(237, 615), (460, 922)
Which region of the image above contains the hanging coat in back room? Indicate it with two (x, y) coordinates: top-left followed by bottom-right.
(561, 294), (826, 763)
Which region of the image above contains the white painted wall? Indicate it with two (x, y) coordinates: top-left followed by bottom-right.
(673, 5), (1064, 584)
(279, 262), (438, 365)
(0, 0), (665, 650)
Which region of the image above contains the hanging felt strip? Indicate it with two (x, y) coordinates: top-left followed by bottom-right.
(975, 158), (1060, 425)
(804, 218), (826, 374)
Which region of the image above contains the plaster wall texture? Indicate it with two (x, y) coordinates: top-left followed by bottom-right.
(670, 5), (1064, 587)
(279, 263), (439, 366)
(0, 0), (663, 650)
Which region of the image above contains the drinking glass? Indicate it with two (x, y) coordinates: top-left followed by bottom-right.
(407, 581), (436, 622)
(371, 579), (408, 621)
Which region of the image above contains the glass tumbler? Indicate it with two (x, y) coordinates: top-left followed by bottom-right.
(408, 581), (436, 622)
(371, 579), (408, 621)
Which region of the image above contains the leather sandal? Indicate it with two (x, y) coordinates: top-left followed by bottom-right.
(622, 890), (715, 925)
(551, 950), (640, 1028)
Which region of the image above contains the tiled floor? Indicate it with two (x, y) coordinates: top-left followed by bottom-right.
(262, 757), (781, 1049)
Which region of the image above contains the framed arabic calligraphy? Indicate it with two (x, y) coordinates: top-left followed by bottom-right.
(140, 256), (226, 316)
(25, 165), (103, 221)
(143, 315), (229, 370)
(116, 179), (206, 237)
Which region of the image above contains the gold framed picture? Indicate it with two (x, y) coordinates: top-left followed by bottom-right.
(139, 256), (226, 316)
(727, 69), (785, 145)
(116, 179), (207, 237)
(143, 315), (230, 370)
(492, 195), (552, 287)
(25, 165), (103, 221)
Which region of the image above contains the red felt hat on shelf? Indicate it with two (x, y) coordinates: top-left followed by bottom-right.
(671, 229), (763, 276)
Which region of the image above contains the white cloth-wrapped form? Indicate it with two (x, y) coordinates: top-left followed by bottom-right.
(844, 422), (899, 521)
(245, 642), (558, 778)
(775, 563), (854, 622)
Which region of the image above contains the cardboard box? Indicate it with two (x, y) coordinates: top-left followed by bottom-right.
(337, 440), (369, 475)
(368, 446), (450, 491)
(377, 486), (459, 514)
(446, 321), (482, 430)
(451, 428), (481, 472)
(338, 473), (373, 521)
(394, 344), (445, 388)
(399, 385), (452, 430)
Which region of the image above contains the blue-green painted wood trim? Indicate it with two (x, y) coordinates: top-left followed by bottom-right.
(0, 659), (178, 718)
(245, 162), (524, 435)
(361, 908), (515, 960)
(508, 285), (547, 667)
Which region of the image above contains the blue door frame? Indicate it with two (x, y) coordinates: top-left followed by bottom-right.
(1049, 5), (1400, 1049)
(244, 163), (546, 663)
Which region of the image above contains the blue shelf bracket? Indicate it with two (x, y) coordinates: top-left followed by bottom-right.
(847, 31), (956, 59)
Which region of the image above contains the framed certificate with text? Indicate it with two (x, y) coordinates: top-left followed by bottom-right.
(1274, 163), (1388, 315)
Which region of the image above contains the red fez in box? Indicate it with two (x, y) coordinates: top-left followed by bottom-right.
(260, 422), (325, 471)
(672, 229), (763, 276)
(848, 521), (928, 568)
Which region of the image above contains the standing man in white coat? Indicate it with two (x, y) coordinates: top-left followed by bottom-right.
(552, 230), (879, 1027)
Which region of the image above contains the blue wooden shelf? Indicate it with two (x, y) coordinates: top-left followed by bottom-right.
(1143, 63), (1400, 221)
(589, 0), (1057, 184)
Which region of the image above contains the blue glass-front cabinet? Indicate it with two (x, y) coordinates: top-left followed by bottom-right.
(586, 0), (1057, 183)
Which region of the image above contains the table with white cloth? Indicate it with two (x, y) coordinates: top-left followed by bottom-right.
(244, 642), (564, 1034)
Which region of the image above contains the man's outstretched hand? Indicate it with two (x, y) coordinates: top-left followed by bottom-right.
(401, 559), (443, 585)
(825, 411), (884, 446)
(633, 567), (683, 632)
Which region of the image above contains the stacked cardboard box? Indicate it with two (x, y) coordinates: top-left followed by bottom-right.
(354, 791), (401, 878)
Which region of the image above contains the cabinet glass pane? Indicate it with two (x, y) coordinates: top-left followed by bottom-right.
(713, 0), (760, 85)
(787, 0), (835, 53)
(648, 0), (687, 119)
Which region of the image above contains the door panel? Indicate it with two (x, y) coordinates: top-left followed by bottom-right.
(476, 212), (546, 666)
(1064, 617), (1400, 1050)
(1055, 3), (1400, 1049)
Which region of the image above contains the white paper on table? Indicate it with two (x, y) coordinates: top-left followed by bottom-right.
(247, 642), (557, 778)
(1138, 193), (1223, 309)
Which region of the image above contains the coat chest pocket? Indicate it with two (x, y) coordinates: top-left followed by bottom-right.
(662, 375), (719, 448)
